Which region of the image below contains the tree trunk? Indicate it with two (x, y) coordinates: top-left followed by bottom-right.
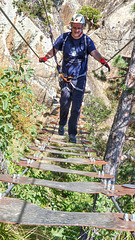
(103, 42), (135, 182)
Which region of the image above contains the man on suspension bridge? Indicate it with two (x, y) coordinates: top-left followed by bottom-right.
(39, 14), (110, 143)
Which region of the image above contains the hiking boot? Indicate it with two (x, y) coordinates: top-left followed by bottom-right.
(69, 134), (76, 143)
(58, 125), (64, 135)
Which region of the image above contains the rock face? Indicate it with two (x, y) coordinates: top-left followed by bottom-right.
(0, 0), (134, 105)
(0, 0), (62, 105)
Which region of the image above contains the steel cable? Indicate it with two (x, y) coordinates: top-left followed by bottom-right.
(41, 0), (60, 72)
(0, 6), (54, 68)
(89, 36), (135, 73)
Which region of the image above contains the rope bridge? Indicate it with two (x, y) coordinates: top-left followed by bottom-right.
(0, 104), (135, 233)
(0, 2), (135, 236)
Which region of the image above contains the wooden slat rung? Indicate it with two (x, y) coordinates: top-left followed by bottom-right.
(0, 197), (135, 231)
(37, 136), (91, 145)
(37, 144), (96, 153)
(27, 146), (100, 159)
(0, 174), (134, 196)
(16, 160), (113, 179)
(25, 155), (107, 166)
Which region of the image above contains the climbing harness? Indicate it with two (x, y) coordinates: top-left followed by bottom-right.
(60, 74), (72, 83)
(60, 73), (87, 92)
(62, 32), (88, 62)
(60, 33), (88, 92)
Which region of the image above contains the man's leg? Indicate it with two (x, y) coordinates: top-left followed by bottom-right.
(68, 89), (84, 137)
(59, 85), (72, 130)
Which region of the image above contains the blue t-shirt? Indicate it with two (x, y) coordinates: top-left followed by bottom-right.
(54, 32), (96, 77)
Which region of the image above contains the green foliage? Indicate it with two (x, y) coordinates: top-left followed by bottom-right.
(93, 55), (130, 103)
(106, 55), (128, 101)
(83, 95), (111, 156)
(79, 6), (103, 27)
(92, 69), (107, 82)
(0, 52), (46, 154)
(117, 159), (135, 186)
(13, 0), (53, 27)
(132, 3), (135, 12)
(84, 95), (111, 127)
(0, 54), (30, 151)
(112, 55), (128, 75)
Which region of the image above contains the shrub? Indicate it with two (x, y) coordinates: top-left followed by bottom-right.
(13, 0), (53, 27)
(0, 52), (45, 152)
(79, 6), (103, 29)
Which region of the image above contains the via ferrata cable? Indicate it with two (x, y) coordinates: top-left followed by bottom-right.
(91, 36), (135, 73)
(0, 6), (53, 68)
(0, 6), (39, 58)
(41, 0), (61, 73)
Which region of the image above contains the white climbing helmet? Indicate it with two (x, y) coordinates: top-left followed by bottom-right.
(71, 14), (85, 25)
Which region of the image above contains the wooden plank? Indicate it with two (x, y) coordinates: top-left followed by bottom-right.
(45, 125), (88, 131)
(50, 121), (57, 124)
(77, 124), (85, 127)
(77, 126), (87, 130)
(78, 131), (90, 135)
(41, 128), (89, 138)
(82, 140), (92, 144)
(37, 136), (89, 147)
(37, 136), (91, 145)
(113, 185), (135, 196)
(0, 175), (135, 196)
(38, 130), (67, 136)
(40, 128), (86, 138)
(0, 174), (105, 194)
(25, 155), (107, 166)
(16, 160), (113, 179)
(47, 145), (96, 153)
(44, 126), (90, 135)
(41, 128), (61, 135)
(122, 184), (135, 189)
(126, 136), (135, 142)
(39, 144), (96, 153)
(0, 198), (135, 231)
(49, 115), (59, 118)
(28, 146), (100, 159)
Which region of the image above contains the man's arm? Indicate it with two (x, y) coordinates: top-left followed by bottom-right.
(91, 49), (102, 62)
(39, 48), (58, 62)
(91, 49), (110, 72)
(45, 48), (58, 59)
